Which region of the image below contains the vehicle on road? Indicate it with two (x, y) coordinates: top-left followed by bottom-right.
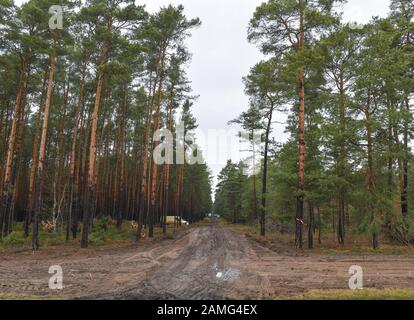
(166, 216), (190, 225)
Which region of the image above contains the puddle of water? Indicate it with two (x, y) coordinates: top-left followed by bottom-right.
(215, 268), (240, 282)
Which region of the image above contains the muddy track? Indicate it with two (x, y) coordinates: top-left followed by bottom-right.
(2, 221), (414, 299)
(101, 222), (268, 300)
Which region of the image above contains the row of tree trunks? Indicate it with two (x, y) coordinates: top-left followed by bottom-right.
(5, 95), (28, 235)
(67, 49), (89, 241)
(25, 69), (48, 237)
(161, 84), (175, 234)
(115, 82), (128, 229)
(136, 55), (162, 241)
(149, 48), (167, 238)
(1, 55), (30, 238)
(81, 19), (112, 248)
(175, 164), (184, 227)
(32, 37), (58, 250)
(53, 81), (69, 231)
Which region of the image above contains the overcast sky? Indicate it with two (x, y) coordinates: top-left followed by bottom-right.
(16, 0), (393, 189)
(144, 0), (391, 187)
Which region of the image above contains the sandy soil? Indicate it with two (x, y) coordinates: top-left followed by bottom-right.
(1, 221), (414, 299)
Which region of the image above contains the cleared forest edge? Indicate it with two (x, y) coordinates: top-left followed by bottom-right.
(1, 220), (414, 300)
(221, 221), (414, 256)
(0, 2), (212, 251)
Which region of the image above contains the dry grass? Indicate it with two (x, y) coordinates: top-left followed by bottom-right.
(0, 293), (46, 300)
(220, 219), (414, 255)
(287, 289), (414, 300)
(0, 220), (189, 254)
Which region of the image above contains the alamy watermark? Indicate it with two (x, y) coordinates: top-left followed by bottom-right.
(348, 22), (364, 30)
(348, 265), (363, 290)
(49, 5), (63, 30)
(48, 265), (63, 290)
(153, 120), (263, 176)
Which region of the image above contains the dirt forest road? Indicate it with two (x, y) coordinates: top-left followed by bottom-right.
(2, 221), (414, 299)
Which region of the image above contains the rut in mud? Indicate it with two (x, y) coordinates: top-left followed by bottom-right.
(2, 221), (414, 299)
(101, 222), (268, 300)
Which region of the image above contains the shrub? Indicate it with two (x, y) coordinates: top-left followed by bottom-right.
(1, 231), (28, 247)
(88, 232), (107, 246)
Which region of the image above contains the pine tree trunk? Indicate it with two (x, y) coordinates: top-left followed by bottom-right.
(401, 98), (409, 221)
(0, 106), (6, 188)
(67, 50), (89, 241)
(365, 98), (379, 250)
(337, 78), (346, 245)
(149, 49), (166, 238)
(252, 133), (258, 222)
(136, 68), (159, 241)
(175, 164), (184, 227)
(295, 18), (306, 249)
(25, 70), (48, 237)
(135, 52), (162, 241)
(32, 41), (57, 250)
(53, 82), (69, 231)
(6, 102), (27, 235)
(1, 56), (29, 238)
(162, 86), (174, 234)
(317, 206), (322, 245)
(308, 203), (314, 249)
(116, 82), (128, 229)
(81, 21), (112, 248)
(261, 105), (273, 236)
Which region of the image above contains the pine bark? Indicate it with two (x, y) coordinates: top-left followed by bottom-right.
(148, 49), (166, 238)
(1, 56), (29, 238)
(67, 50), (89, 240)
(365, 93), (379, 250)
(25, 70), (48, 237)
(337, 77), (346, 245)
(295, 13), (306, 249)
(116, 82), (127, 229)
(81, 20), (112, 248)
(261, 105), (273, 236)
(136, 61), (161, 241)
(32, 40), (57, 250)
